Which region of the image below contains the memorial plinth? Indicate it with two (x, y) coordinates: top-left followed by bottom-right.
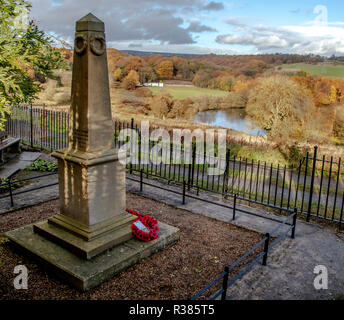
(6, 13), (180, 291)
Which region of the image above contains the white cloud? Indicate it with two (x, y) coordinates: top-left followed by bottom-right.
(329, 22), (344, 26)
(217, 18), (344, 56)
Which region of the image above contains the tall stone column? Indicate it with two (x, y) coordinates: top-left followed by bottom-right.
(34, 13), (135, 259)
(5, 13), (180, 292)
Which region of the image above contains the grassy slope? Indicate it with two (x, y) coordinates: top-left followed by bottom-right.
(148, 86), (229, 99)
(281, 63), (344, 79)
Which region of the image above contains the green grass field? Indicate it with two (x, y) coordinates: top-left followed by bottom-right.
(148, 86), (229, 99)
(281, 63), (344, 79)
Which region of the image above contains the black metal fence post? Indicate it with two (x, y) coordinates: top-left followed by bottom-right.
(130, 118), (134, 174)
(187, 143), (196, 191)
(291, 208), (297, 239)
(221, 266), (229, 300)
(140, 169), (143, 192)
(232, 194), (237, 220)
(307, 146), (318, 222)
(182, 180), (186, 205)
(262, 233), (270, 266)
(8, 179), (14, 207)
(222, 148), (230, 196)
(30, 104), (33, 148)
(191, 143), (196, 189)
(50, 109), (53, 152)
(40, 105), (43, 149)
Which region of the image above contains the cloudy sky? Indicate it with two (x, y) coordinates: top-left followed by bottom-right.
(28, 0), (344, 56)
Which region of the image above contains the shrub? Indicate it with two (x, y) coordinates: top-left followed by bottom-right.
(0, 178), (21, 193)
(150, 93), (174, 118)
(136, 87), (153, 98)
(334, 106), (344, 138)
(114, 68), (122, 81)
(168, 98), (194, 118)
(196, 96), (223, 112)
(27, 159), (58, 172)
(122, 70), (139, 90)
(246, 75), (316, 142)
(227, 92), (247, 108)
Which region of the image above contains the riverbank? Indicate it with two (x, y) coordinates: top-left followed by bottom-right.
(110, 107), (344, 165)
(32, 81), (344, 165)
(29, 100), (344, 166)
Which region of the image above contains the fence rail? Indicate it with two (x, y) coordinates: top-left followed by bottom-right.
(4, 105), (344, 227)
(5, 105), (69, 151)
(191, 209), (297, 300)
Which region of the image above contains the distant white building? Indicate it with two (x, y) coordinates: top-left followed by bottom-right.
(142, 82), (164, 87)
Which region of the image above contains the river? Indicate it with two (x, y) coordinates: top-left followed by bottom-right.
(192, 108), (266, 136)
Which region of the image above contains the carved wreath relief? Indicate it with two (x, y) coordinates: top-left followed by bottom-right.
(75, 32), (106, 56)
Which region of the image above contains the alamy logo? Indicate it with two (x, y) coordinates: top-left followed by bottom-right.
(117, 121), (228, 175)
(313, 5), (328, 26)
(313, 265), (328, 290)
(13, 265), (28, 290)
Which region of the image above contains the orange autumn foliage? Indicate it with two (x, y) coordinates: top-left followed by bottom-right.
(292, 74), (344, 106)
(157, 60), (174, 79)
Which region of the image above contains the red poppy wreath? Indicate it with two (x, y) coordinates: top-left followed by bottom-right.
(126, 209), (159, 242)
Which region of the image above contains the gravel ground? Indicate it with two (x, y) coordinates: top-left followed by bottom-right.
(0, 192), (262, 300)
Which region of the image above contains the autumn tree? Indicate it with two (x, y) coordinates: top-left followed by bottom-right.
(150, 93), (174, 118)
(124, 58), (142, 74)
(157, 60), (174, 79)
(114, 68), (122, 81)
(334, 105), (344, 138)
(139, 66), (157, 84)
(192, 70), (213, 88)
(241, 59), (267, 77)
(246, 75), (315, 141)
(169, 98), (194, 118)
(329, 85), (337, 104)
(233, 80), (248, 93)
(292, 74), (344, 106)
(122, 70), (139, 90)
(0, 0), (65, 130)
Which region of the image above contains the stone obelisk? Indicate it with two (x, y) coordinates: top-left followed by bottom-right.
(33, 13), (136, 259)
(5, 13), (180, 292)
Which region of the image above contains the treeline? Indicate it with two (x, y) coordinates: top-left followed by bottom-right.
(58, 47), (328, 92)
(58, 48), (344, 109)
(104, 50), (326, 91)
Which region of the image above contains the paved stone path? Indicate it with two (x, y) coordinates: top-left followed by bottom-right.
(225, 224), (344, 300)
(1, 171), (344, 299)
(0, 171), (58, 215)
(0, 152), (41, 179)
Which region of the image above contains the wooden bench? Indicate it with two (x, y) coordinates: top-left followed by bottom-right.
(0, 137), (21, 163)
(0, 131), (7, 143)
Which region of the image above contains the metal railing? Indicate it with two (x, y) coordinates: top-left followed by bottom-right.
(4, 106), (344, 227)
(0, 172), (58, 209)
(116, 118), (343, 228)
(191, 209), (298, 300)
(5, 105), (69, 151)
